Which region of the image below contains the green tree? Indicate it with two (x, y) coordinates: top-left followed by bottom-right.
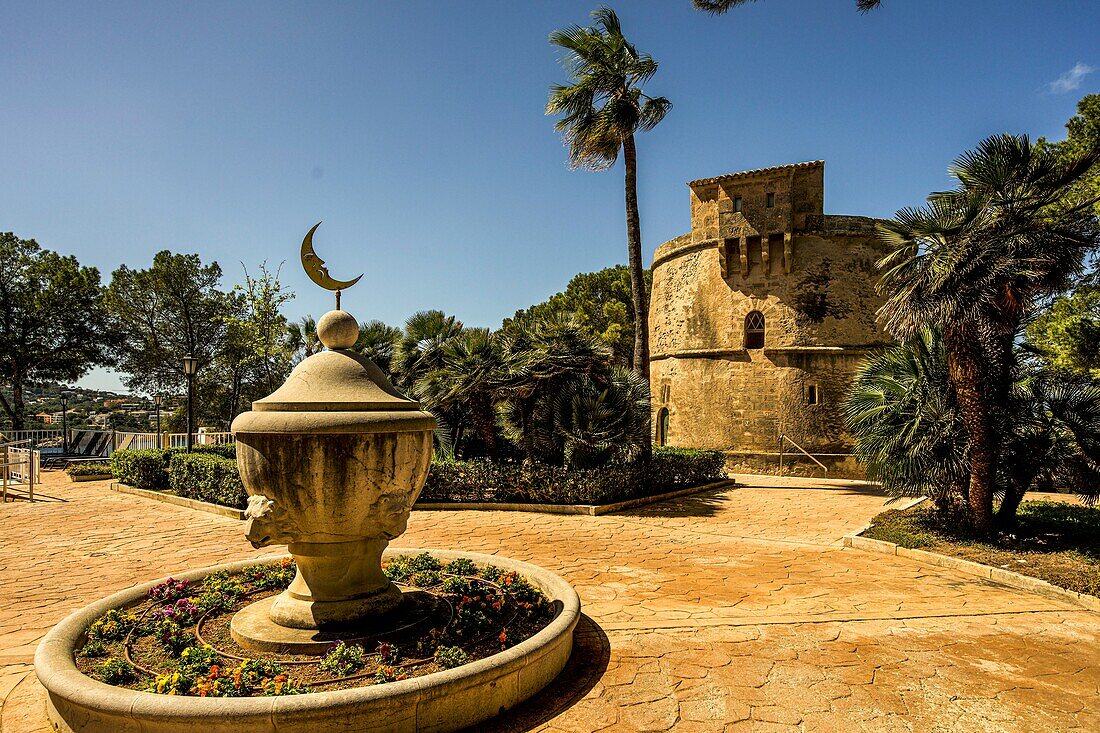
(694, 0), (882, 13)
(547, 7), (671, 382)
(496, 313), (618, 463)
(0, 233), (117, 429)
(505, 265), (650, 368)
(106, 251), (232, 424)
(215, 263), (295, 423)
(551, 366), (650, 468)
(1039, 94), (1100, 216)
(876, 134), (1100, 532)
(1027, 281), (1100, 378)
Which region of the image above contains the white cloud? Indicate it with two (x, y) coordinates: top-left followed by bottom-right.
(1047, 62), (1095, 94)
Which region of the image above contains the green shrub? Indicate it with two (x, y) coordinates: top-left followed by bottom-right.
(66, 462), (112, 477)
(168, 453), (247, 508)
(111, 449), (172, 489)
(110, 445), (236, 491)
(419, 447), (725, 505)
(444, 558), (478, 577)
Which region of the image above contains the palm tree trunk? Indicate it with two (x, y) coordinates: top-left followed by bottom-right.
(623, 134), (649, 383)
(623, 134), (653, 462)
(945, 328), (996, 533)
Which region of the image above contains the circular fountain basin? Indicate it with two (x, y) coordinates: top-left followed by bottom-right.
(35, 549), (580, 733)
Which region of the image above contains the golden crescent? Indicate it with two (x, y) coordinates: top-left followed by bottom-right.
(300, 221), (363, 291)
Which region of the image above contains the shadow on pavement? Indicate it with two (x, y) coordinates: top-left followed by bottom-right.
(618, 486), (737, 518)
(465, 613), (611, 733)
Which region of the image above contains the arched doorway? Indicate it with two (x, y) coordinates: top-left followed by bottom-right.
(656, 407), (670, 446)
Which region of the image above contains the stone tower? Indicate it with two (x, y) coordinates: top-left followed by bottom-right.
(648, 161), (890, 475)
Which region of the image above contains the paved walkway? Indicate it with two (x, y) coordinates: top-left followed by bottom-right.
(2, 472), (1097, 732)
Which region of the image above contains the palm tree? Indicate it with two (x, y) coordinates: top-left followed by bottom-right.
(551, 366), (651, 468)
(352, 319), (402, 376)
(416, 328), (504, 459)
(547, 7), (671, 383)
(285, 315), (321, 364)
(694, 0), (882, 13)
(876, 134), (1100, 532)
(496, 313), (615, 462)
(845, 329), (968, 511)
(392, 310), (464, 391)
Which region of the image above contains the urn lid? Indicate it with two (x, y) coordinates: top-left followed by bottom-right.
(251, 309), (418, 413)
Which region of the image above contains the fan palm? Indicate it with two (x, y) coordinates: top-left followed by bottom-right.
(846, 329), (968, 509)
(392, 310), (464, 391)
(876, 133), (1100, 532)
(496, 313), (615, 462)
(551, 366), (651, 468)
(547, 6), (671, 382)
(352, 319), (402, 376)
(416, 328), (504, 459)
(285, 315), (320, 364)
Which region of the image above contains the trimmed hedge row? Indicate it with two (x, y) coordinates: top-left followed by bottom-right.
(167, 453), (247, 508)
(110, 444), (237, 491)
(112, 444), (725, 510)
(420, 447), (727, 505)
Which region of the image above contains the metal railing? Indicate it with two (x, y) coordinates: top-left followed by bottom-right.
(2, 440), (39, 502)
(0, 429), (63, 445)
(777, 434), (828, 477)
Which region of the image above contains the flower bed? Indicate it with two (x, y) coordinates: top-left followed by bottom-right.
(74, 554), (556, 697)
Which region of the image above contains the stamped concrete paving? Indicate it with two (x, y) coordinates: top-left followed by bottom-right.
(2, 472), (1097, 732)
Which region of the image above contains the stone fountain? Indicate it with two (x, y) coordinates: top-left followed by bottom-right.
(32, 230), (580, 733)
(229, 308), (436, 650)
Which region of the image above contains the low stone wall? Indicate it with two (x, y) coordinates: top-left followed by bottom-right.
(723, 451), (866, 480)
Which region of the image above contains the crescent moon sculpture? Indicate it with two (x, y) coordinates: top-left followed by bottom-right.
(300, 222), (363, 309)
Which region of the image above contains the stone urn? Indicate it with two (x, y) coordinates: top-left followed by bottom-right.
(230, 309), (435, 632)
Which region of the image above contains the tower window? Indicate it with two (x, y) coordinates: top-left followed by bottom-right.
(807, 385), (822, 405)
(733, 196), (742, 213)
(656, 407), (670, 446)
(766, 192), (775, 208)
(744, 311), (765, 349)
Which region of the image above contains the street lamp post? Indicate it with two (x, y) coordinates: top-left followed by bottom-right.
(153, 393), (163, 447)
(59, 392), (70, 454)
(182, 356), (198, 453)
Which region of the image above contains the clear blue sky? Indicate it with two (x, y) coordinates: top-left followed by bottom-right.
(3, 1), (1097, 391)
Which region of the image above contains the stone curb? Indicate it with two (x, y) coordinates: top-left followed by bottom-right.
(35, 549), (581, 733)
(415, 479), (738, 516)
(68, 474), (113, 482)
(842, 511), (1100, 614)
(110, 483), (246, 520)
(112, 479), (739, 520)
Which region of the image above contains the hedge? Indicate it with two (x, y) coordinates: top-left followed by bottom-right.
(110, 444), (237, 491)
(112, 444), (724, 509)
(420, 447), (727, 505)
(167, 453), (248, 508)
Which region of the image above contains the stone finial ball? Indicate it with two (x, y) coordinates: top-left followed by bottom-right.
(317, 310), (359, 350)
